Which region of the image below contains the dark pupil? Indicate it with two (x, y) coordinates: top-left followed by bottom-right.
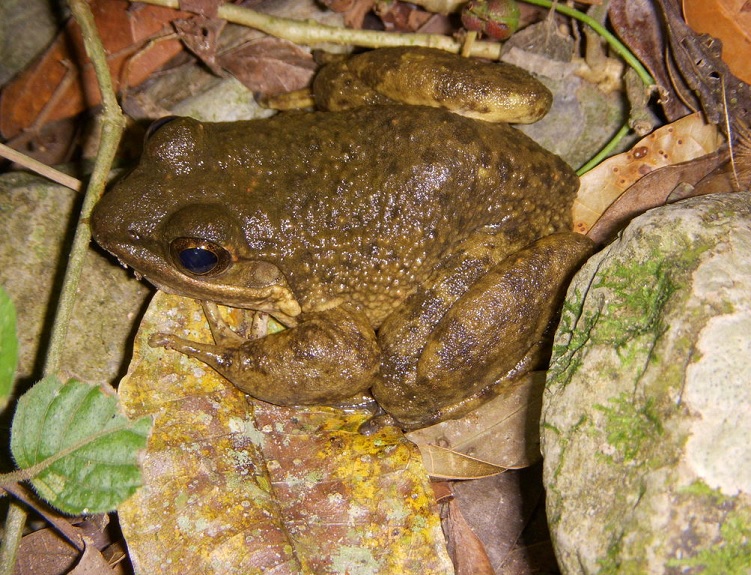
(178, 247), (218, 275)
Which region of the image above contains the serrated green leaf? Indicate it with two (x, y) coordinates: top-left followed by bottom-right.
(0, 286), (18, 411)
(10, 375), (152, 514)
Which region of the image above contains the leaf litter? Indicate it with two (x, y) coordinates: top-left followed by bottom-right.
(117, 293), (453, 575)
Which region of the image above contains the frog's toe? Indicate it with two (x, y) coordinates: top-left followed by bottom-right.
(148, 332), (176, 348)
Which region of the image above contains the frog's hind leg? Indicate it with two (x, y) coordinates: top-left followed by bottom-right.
(150, 304), (380, 406)
(374, 232), (593, 430)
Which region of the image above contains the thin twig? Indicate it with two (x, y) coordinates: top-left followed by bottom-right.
(43, 0), (126, 376)
(0, 143), (82, 191)
(132, 0), (503, 59)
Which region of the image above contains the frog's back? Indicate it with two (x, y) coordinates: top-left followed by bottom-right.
(206, 106), (578, 322)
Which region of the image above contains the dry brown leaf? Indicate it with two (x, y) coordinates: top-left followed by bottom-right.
(684, 0), (751, 84)
(407, 371), (545, 475)
(219, 38), (318, 97)
(451, 466), (554, 574)
(609, 0), (693, 121)
(573, 113), (722, 234)
(444, 499), (496, 575)
(587, 150), (727, 245)
(0, 0), (190, 140)
(173, 16), (227, 76)
(14, 528), (80, 575)
(117, 293), (453, 575)
(68, 540), (118, 575)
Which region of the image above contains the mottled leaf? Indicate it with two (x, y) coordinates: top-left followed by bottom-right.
(10, 375), (152, 515)
(574, 113), (722, 234)
(117, 292), (452, 575)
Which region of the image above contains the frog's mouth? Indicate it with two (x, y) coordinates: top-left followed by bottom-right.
(93, 232), (302, 327)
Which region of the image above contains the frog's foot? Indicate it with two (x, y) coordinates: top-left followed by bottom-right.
(149, 305), (380, 407)
(358, 412), (401, 435)
(148, 332), (233, 369)
(201, 301), (249, 346)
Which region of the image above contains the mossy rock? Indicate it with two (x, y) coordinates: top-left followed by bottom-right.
(542, 192), (751, 574)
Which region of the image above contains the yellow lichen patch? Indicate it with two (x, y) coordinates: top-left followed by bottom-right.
(117, 292), (452, 575)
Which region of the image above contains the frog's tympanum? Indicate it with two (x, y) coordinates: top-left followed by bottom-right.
(92, 47), (593, 430)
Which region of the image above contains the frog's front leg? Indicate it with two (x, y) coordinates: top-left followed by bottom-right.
(150, 304), (379, 406)
(374, 232), (594, 430)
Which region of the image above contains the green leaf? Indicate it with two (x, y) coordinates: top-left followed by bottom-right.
(0, 286), (18, 411)
(10, 375), (152, 515)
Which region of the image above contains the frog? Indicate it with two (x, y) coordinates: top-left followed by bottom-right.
(91, 47), (594, 430)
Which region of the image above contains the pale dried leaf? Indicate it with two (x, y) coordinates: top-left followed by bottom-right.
(407, 372), (545, 474)
(418, 444), (505, 479)
(117, 293), (453, 575)
(68, 539), (116, 575)
(574, 113), (722, 234)
(587, 150), (726, 244)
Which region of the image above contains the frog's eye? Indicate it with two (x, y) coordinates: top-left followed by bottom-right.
(170, 238), (231, 276)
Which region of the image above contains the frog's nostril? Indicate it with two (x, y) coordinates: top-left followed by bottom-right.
(128, 228), (141, 241)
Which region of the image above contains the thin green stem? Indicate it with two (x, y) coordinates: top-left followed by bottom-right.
(576, 122), (631, 175)
(521, 0), (656, 173)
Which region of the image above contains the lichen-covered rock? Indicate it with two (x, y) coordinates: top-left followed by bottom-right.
(541, 192), (751, 574)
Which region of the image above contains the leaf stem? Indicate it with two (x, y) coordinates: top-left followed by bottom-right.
(576, 122), (631, 175)
(131, 0), (503, 59)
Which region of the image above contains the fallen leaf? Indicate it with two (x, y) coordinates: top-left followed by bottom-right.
(320, 0), (375, 28)
(609, 0), (693, 120)
(587, 149), (727, 245)
(117, 293), (453, 575)
(444, 499), (495, 575)
(407, 371), (546, 475)
(173, 16), (227, 76)
(573, 113), (722, 234)
(418, 444), (505, 480)
(0, 0), (190, 140)
(656, 0), (751, 130)
(684, 0), (751, 84)
(451, 466), (553, 575)
(14, 528), (80, 575)
(219, 37), (318, 97)
(68, 539), (118, 575)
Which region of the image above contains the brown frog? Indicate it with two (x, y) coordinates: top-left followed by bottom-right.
(91, 47), (593, 430)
